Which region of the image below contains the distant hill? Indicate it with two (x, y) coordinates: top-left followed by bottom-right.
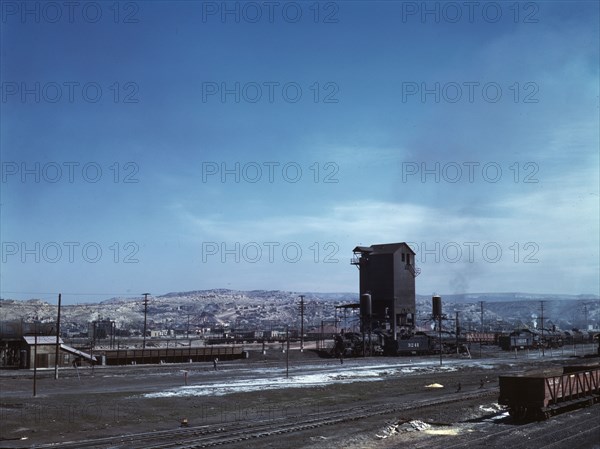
(1, 290), (598, 334)
(417, 293), (599, 303)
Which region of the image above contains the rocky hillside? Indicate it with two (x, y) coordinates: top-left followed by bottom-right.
(1, 290), (598, 335)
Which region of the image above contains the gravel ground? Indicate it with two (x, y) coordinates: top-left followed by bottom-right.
(1, 346), (598, 448)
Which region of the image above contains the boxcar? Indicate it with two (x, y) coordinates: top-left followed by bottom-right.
(499, 365), (600, 421)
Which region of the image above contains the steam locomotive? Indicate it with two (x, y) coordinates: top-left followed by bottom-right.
(331, 329), (468, 357)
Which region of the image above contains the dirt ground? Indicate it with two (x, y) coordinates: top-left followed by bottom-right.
(1, 345), (599, 448)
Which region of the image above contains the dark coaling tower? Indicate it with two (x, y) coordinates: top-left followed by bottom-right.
(351, 243), (420, 343)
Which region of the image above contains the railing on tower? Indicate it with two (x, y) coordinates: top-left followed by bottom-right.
(406, 263), (421, 277)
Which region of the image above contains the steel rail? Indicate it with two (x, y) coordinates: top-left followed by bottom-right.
(33, 390), (497, 449)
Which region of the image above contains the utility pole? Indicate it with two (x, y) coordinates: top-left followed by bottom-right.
(111, 321), (116, 349)
(142, 293), (150, 349)
(438, 312), (443, 367)
(33, 323), (38, 397)
(299, 295), (305, 352)
(455, 311), (460, 354)
(480, 301), (484, 332)
(432, 295), (443, 366)
(54, 293), (62, 380)
(187, 313), (191, 340)
(541, 300), (545, 357)
(286, 326), (290, 378)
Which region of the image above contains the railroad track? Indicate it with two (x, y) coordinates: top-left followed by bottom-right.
(541, 419), (600, 449)
(509, 411), (600, 449)
(33, 389), (498, 449)
(410, 398), (600, 449)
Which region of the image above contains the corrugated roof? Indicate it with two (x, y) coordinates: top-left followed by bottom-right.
(23, 336), (64, 345)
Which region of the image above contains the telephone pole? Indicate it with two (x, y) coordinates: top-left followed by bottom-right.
(286, 326), (290, 378)
(541, 300), (545, 357)
(33, 327), (38, 397)
(299, 295), (305, 352)
(455, 311), (460, 354)
(54, 293), (62, 380)
(142, 293), (150, 349)
(480, 301), (484, 332)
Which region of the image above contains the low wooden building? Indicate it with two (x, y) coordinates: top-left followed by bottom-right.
(22, 336), (96, 369)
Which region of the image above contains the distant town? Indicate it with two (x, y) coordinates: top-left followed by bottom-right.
(1, 290), (598, 347)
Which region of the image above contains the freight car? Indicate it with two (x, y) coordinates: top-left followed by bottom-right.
(465, 332), (500, 345)
(563, 329), (594, 345)
(498, 364), (600, 421)
(498, 328), (563, 351)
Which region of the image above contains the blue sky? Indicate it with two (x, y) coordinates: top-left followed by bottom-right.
(1, 1), (598, 304)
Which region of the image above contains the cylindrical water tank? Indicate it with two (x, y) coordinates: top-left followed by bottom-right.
(360, 293), (372, 317)
(432, 295), (442, 318)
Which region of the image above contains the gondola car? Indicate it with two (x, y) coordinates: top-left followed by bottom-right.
(499, 364), (600, 421)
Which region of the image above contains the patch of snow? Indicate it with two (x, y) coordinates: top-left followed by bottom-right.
(141, 364), (457, 398)
(376, 420), (432, 439)
(479, 403), (504, 414)
(143, 370), (388, 398)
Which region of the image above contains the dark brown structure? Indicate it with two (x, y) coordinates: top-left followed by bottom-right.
(499, 365), (600, 420)
(352, 243), (419, 341)
(98, 346), (244, 365)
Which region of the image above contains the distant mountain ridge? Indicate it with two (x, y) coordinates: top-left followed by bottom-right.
(3, 289), (597, 306)
(1, 290), (598, 333)
(417, 293), (600, 303)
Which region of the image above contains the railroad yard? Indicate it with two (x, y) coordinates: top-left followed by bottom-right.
(1, 344), (599, 449)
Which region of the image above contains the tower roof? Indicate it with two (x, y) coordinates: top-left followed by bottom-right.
(353, 242), (415, 255)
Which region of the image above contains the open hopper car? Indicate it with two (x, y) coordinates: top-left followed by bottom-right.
(499, 364), (600, 421)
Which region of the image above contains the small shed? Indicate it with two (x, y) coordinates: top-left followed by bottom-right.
(22, 336), (96, 369)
